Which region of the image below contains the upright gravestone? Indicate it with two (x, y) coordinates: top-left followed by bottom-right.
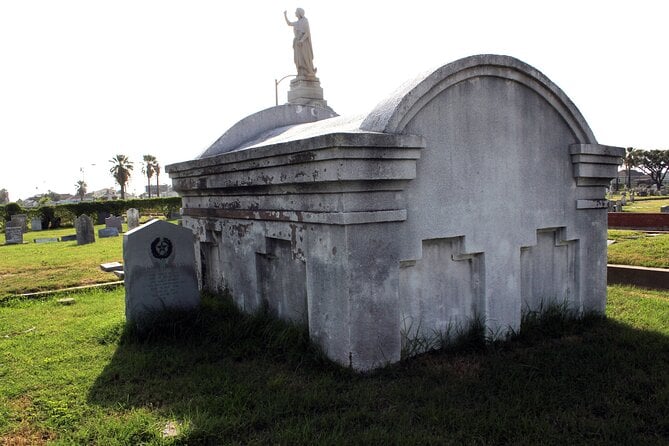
(10, 214), (27, 233)
(31, 218), (42, 231)
(123, 219), (200, 327)
(5, 226), (23, 245)
(97, 211), (110, 225)
(75, 215), (95, 245)
(127, 208), (140, 230)
(105, 215), (123, 233)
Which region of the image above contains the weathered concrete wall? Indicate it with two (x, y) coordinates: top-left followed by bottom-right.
(167, 55), (623, 370)
(361, 55), (621, 341)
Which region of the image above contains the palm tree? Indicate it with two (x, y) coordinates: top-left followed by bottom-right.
(154, 162), (161, 197)
(75, 180), (87, 201)
(109, 154), (134, 200)
(142, 154), (157, 198)
(623, 147), (640, 189)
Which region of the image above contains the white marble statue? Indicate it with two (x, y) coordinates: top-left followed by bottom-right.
(284, 8), (317, 80)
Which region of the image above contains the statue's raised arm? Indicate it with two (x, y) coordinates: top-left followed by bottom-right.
(284, 8), (317, 80)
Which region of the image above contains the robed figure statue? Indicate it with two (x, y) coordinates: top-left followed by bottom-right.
(284, 8), (317, 80)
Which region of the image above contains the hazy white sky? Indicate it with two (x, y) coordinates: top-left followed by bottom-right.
(1, 1), (667, 200)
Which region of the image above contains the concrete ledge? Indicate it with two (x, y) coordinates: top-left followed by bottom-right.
(3, 281), (125, 301)
(183, 208), (407, 225)
(607, 264), (669, 290)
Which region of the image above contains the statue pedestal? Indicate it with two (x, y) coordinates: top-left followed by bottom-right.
(288, 78), (329, 108)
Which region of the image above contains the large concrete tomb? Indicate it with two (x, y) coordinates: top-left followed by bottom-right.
(167, 55), (623, 370)
(123, 219), (200, 327)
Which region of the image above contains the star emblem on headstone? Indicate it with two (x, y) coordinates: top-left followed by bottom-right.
(150, 237), (173, 259)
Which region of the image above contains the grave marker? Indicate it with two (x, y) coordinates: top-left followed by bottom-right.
(123, 219), (199, 327)
(75, 215), (95, 245)
(10, 214), (27, 233)
(97, 211), (110, 225)
(5, 226), (23, 244)
(34, 237), (59, 244)
(105, 216), (123, 233)
(127, 208), (140, 230)
(31, 218), (42, 231)
(99, 228), (120, 238)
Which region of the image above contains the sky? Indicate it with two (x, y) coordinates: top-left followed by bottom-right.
(1, 1), (667, 201)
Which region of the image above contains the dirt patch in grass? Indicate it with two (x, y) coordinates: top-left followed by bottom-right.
(0, 429), (54, 446)
(1, 397), (55, 446)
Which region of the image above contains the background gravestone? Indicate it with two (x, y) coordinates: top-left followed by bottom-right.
(97, 211), (110, 225)
(123, 219), (200, 327)
(5, 226), (23, 244)
(105, 216), (123, 233)
(127, 208), (140, 230)
(31, 218), (42, 231)
(75, 215), (95, 245)
(10, 214), (27, 233)
(99, 227), (119, 238)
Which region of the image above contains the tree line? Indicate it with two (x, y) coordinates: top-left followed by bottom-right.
(108, 154), (161, 200)
(621, 148), (669, 190)
(74, 154), (161, 201)
(1, 196), (181, 230)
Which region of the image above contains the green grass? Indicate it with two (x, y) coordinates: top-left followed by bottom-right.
(0, 286), (667, 444)
(607, 230), (669, 268)
(608, 195), (669, 213)
(0, 218), (174, 297)
(0, 225), (124, 296)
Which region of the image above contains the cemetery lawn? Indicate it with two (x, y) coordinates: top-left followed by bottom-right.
(1, 286), (668, 444)
(0, 225), (124, 297)
(607, 230), (669, 268)
(611, 196), (669, 213)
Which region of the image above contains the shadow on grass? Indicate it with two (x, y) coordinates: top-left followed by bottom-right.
(87, 295), (669, 444)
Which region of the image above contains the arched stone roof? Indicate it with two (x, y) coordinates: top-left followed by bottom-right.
(360, 54), (596, 144)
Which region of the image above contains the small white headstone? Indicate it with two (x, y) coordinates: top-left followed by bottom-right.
(127, 208), (140, 230)
(100, 261), (123, 272)
(34, 237), (59, 244)
(123, 220), (200, 327)
(31, 218), (42, 231)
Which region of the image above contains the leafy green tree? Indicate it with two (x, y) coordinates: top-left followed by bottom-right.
(636, 149), (669, 190)
(0, 188), (9, 204)
(75, 180), (87, 201)
(142, 154), (157, 198)
(3, 202), (23, 222)
(109, 154), (134, 200)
